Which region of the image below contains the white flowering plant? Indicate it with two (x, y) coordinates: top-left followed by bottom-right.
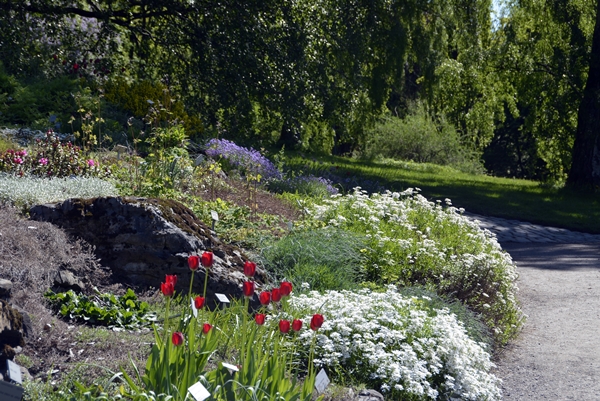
(297, 188), (523, 345)
(291, 287), (502, 401)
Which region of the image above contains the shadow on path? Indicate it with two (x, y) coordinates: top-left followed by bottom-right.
(502, 242), (600, 270)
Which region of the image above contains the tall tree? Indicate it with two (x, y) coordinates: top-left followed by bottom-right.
(567, 0), (600, 188)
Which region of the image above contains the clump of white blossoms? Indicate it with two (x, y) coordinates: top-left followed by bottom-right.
(298, 188), (523, 345)
(291, 287), (502, 401)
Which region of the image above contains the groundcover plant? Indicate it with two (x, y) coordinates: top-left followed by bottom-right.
(297, 188), (523, 345)
(290, 287), (502, 401)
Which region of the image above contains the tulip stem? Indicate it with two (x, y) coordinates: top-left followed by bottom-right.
(188, 270), (195, 302)
(202, 267), (209, 299)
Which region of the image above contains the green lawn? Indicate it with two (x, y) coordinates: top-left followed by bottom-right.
(288, 155), (600, 233)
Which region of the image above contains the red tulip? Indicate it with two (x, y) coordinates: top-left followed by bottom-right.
(194, 296), (205, 309)
(202, 323), (212, 334)
(200, 251), (213, 268)
(292, 319), (303, 332)
(243, 261), (256, 277)
(271, 288), (282, 302)
(165, 274), (177, 286)
(280, 281), (293, 296)
(243, 281), (255, 297)
(255, 313), (266, 325)
(188, 255), (200, 271)
(279, 319), (290, 334)
(259, 291), (271, 306)
(172, 332), (184, 346)
(310, 314), (324, 331)
(161, 281), (174, 297)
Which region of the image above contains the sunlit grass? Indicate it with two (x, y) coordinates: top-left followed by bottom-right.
(286, 154), (600, 233)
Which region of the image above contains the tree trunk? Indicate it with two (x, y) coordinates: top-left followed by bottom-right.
(567, 0), (600, 189)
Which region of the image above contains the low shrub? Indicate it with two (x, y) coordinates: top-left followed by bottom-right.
(266, 174), (339, 197)
(298, 188), (523, 345)
(291, 287), (501, 401)
(363, 106), (485, 174)
(259, 227), (367, 291)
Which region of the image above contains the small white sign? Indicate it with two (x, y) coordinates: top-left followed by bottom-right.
(210, 211), (219, 221)
(191, 297), (198, 318)
(6, 360), (22, 384)
(215, 293), (230, 304)
(314, 368), (330, 394)
(221, 362), (239, 374)
(188, 381), (211, 401)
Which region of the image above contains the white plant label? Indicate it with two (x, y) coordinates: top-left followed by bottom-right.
(211, 211), (219, 221)
(221, 362), (239, 374)
(191, 297), (198, 318)
(6, 360), (22, 384)
(215, 293), (230, 304)
(188, 381), (210, 401)
(315, 368), (330, 394)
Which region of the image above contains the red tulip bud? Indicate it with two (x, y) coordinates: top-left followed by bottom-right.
(165, 274), (177, 286)
(194, 296), (205, 309)
(310, 314), (324, 331)
(255, 313), (266, 325)
(201, 251), (213, 268)
(279, 319), (290, 334)
(280, 281), (293, 296)
(259, 291), (271, 306)
(202, 323), (212, 334)
(243, 261), (256, 277)
(292, 319), (303, 332)
(161, 281), (174, 297)
(188, 255), (200, 271)
(271, 288), (282, 303)
(172, 332), (184, 346)
(243, 281), (255, 298)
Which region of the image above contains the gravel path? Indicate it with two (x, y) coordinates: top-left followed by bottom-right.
(467, 215), (600, 400)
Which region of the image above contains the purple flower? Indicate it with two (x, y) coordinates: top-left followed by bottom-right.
(39, 158), (48, 165)
(87, 159), (95, 167)
(205, 139), (282, 180)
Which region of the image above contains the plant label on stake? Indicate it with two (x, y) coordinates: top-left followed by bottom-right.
(211, 211), (219, 231)
(188, 381), (210, 401)
(315, 368), (330, 394)
(6, 360), (22, 384)
(215, 293), (230, 309)
(0, 380), (24, 401)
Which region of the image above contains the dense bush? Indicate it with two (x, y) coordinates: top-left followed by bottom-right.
(259, 227), (367, 291)
(363, 105), (485, 174)
(298, 188), (523, 345)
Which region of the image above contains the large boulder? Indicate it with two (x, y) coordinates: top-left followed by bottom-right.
(30, 197), (265, 302)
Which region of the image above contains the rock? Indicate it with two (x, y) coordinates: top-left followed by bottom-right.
(0, 301), (26, 366)
(0, 279), (12, 299)
(30, 197), (265, 304)
(53, 270), (85, 292)
(356, 389), (385, 401)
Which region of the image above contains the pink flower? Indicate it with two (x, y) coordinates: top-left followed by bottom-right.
(13, 157), (23, 164)
(172, 332), (184, 346)
(188, 255), (200, 271)
(255, 313), (266, 325)
(39, 158), (48, 165)
(243, 261), (256, 277)
(243, 281), (254, 298)
(87, 159), (95, 167)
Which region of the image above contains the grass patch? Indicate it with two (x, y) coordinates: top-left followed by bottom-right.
(286, 154), (600, 233)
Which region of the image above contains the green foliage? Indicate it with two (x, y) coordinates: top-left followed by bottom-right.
(44, 288), (157, 330)
(363, 106), (485, 174)
(260, 227), (367, 291)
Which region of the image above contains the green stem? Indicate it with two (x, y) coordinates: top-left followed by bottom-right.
(202, 267), (209, 299)
(164, 297), (172, 395)
(188, 270), (195, 302)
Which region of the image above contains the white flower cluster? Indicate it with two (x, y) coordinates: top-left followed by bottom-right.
(300, 188), (522, 343)
(0, 174), (118, 209)
(291, 287), (502, 401)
